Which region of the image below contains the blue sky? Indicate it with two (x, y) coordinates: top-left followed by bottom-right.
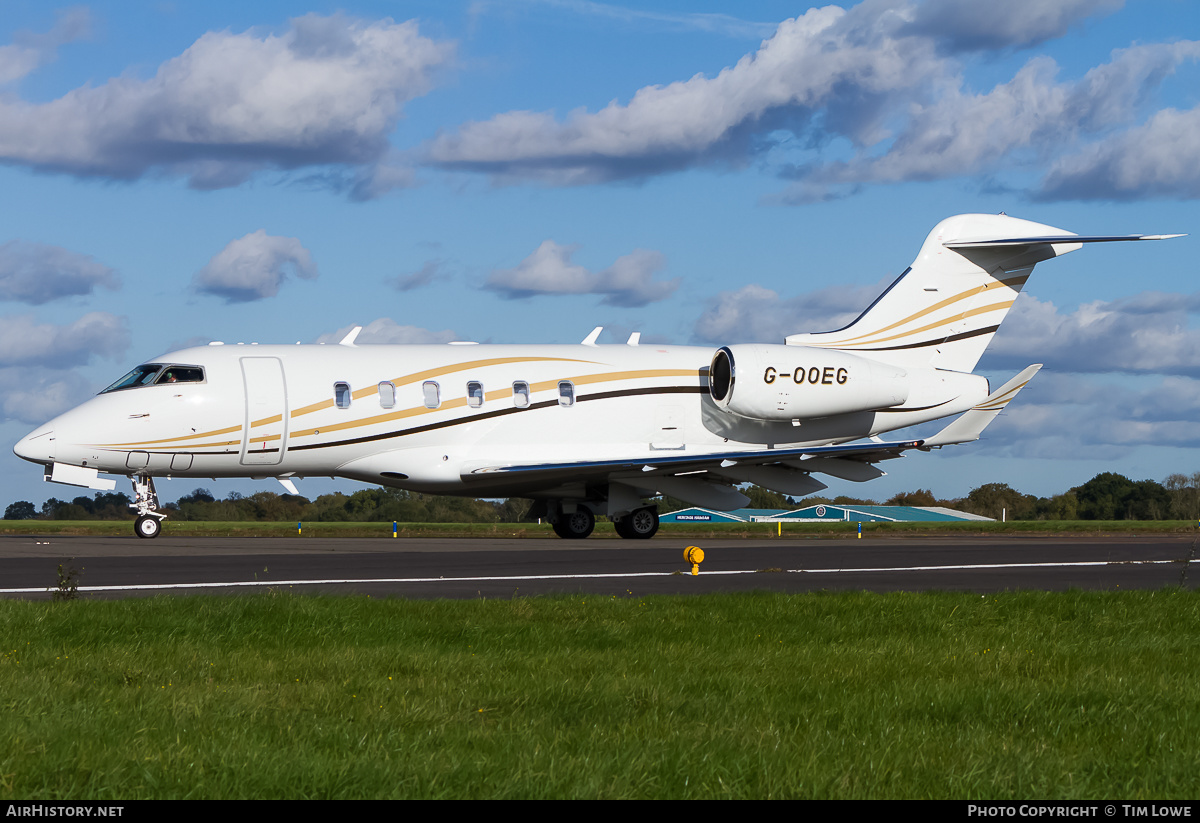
(1, 0), (1198, 509)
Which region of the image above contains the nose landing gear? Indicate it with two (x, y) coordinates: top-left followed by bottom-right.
(135, 514), (162, 539)
(129, 475), (166, 539)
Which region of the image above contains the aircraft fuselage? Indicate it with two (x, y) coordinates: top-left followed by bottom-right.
(14, 340), (983, 498)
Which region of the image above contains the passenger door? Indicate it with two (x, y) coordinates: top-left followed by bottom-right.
(240, 357), (288, 465)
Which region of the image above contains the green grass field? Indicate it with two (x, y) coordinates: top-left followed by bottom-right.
(2, 589), (1198, 799)
(1, 518), (1197, 538)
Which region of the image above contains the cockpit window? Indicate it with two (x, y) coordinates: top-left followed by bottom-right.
(156, 366), (204, 385)
(100, 364), (205, 393)
(101, 364), (164, 393)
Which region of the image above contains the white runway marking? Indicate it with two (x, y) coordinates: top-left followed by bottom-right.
(0, 559), (1179, 594)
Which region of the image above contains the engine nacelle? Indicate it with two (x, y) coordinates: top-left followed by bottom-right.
(708, 344), (909, 421)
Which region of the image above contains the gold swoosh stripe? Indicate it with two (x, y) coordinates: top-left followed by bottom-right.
(290, 356), (596, 418)
(96, 437), (242, 453)
(99, 367), (698, 450)
(822, 274), (1028, 346)
(974, 380), (1032, 410)
(812, 300), (1015, 349)
(290, 368), (698, 440)
(292, 398), (468, 439)
(101, 424), (243, 449)
(98, 356), (601, 449)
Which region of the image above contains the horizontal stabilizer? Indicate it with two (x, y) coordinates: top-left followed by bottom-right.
(945, 233), (1184, 248)
(922, 364), (1042, 448)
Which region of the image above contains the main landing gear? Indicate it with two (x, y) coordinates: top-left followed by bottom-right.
(552, 506), (595, 539)
(613, 506), (659, 540)
(548, 503), (659, 539)
(129, 475), (166, 539)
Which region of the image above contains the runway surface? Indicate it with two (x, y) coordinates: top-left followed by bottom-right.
(1, 532), (1196, 599)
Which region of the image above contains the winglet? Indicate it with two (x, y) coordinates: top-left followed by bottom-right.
(922, 364), (1042, 447)
(339, 326), (363, 347)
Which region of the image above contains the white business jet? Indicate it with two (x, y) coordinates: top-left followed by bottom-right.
(13, 214), (1181, 539)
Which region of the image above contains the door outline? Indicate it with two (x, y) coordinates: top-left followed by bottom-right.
(240, 357), (288, 465)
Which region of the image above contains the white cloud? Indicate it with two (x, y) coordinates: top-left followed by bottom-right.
(485, 241), (678, 306)
(788, 40), (1200, 201)
(691, 280), (890, 344)
(0, 14), (453, 191)
(902, 0), (1123, 52)
(0, 43), (42, 86)
(193, 231), (317, 303)
(429, 1), (1198, 204)
(963, 373), (1200, 459)
(428, 3), (945, 183)
(0, 241), (119, 304)
(0, 312), (129, 369)
(0, 7), (93, 86)
(0, 366), (94, 425)
(982, 291), (1200, 376)
(347, 160), (420, 201)
(1038, 105), (1200, 201)
(317, 319), (458, 345)
(389, 261), (442, 292)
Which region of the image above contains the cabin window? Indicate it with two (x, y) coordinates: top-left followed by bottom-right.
(422, 381), (440, 409)
(513, 381), (530, 408)
(378, 381), (396, 409)
(467, 381), (484, 408)
(558, 380), (575, 407)
(334, 382), (351, 409)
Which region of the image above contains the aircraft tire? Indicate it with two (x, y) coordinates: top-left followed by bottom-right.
(552, 507), (595, 539)
(624, 506), (659, 539)
(613, 517), (633, 538)
(135, 515), (161, 539)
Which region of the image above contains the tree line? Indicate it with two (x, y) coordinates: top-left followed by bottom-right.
(4, 471), (1200, 523)
(3, 487), (532, 524)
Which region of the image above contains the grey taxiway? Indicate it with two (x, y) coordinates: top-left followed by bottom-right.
(1, 532), (1196, 599)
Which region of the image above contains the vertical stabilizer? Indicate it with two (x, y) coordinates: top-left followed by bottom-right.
(785, 214), (1078, 373)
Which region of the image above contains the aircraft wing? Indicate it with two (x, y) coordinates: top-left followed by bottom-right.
(463, 364), (1041, 510)
(462, 437), (925, 509)
(463, 437), (923, 481)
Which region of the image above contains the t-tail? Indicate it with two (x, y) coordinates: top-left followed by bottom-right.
(785, 213), (1183, 374)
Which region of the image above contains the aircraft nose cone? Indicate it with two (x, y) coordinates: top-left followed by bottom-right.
(14, 427), (54, 465)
